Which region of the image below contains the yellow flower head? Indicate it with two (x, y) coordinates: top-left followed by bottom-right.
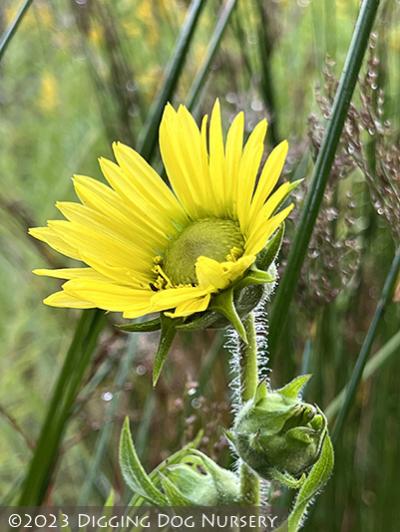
(30, 101), (297, 321)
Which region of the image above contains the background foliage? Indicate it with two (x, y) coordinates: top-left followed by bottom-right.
(0, 1), (399, 530)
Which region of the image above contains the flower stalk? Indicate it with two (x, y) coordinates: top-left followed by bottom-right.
(239, 313), (260, 505)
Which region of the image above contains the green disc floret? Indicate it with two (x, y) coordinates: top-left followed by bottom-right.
(163, 218), (245, 285)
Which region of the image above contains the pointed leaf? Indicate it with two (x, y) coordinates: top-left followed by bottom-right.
(254, 380), (268, 404)
(119, 418), (167, 505)
(287, 435), (334, 531)
(279, 374), (312, 400)
(176, 310), (220, 331)
(256, 223), (285, 271)
(153, 315), (177, 386)
(211, 289), (247, 343)
(118, 317), (161, 333)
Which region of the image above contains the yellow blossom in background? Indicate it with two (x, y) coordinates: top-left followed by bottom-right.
(89, 24), (104, 46)
(30, 101), (297, 319)
(38, 73), (59, 112)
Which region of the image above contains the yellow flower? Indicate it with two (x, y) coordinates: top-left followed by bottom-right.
(39, 73), (59, 112)
(29, 101), (296, 320)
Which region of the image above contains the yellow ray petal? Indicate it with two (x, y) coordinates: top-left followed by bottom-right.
(208, 99), (226, 215)
(56, 201), (162, 256)
(245, 204), (294, 256)
(225, 111), (244, 216)
(164, 293), (211, 317)
(111, 142), (187, 224)
(151, 285), (211, 311)
(248, 140), (288, 226)
(79, 253), (150, 287)
(196, 255), (255, 291)
(259, 180), (301, 222)
(48, 220), (151, 273)
(43, 290), (95, 309)
(99, 153), (187, 231)
(33, 267), (106, 280)
(236, 119), (268, 228)
(73, 174), (171, 240)
(63, 279), (153, 313)
(28, 226), (81, 261)
(159, 104), (205, 219)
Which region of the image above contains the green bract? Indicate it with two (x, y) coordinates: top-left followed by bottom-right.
(230, 375), (328, 486)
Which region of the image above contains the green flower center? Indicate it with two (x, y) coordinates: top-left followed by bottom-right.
(162, 218), (245, 285)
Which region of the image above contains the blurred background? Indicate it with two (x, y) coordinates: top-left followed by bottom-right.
(0, 1), (399, 530)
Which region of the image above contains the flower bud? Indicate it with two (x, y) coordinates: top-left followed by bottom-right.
(230, 375), (328, 482)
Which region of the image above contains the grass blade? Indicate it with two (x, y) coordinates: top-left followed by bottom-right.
(18, 310), (106, 504)
(332, 246), (400, 442)
(186, 0), (238, 110)
(0, 0), (33, 63)
(269, 0), (381, 356)
(138, 0), (206, 160)
(326, 329), (400, 420)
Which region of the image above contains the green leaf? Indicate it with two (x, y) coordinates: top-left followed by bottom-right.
(119, 418), (167, 505)
(153, 315), (177, 386)
(276, 435), (334, 532)
(118, 317), (161, 333)
(211, 288), (247, 343)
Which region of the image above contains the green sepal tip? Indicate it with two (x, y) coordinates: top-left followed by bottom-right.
(278, 374), (312, 400)
(118, 317), (162, 333)
(152, 315), (177, 386)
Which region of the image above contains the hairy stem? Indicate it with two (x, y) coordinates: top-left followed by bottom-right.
(239, 313), (260, 505)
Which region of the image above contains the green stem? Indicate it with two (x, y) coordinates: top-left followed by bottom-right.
(269, 0), (381, 357)
(239, 313), (260, 505)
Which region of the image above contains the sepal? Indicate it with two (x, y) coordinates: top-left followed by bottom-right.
(118, 317), (162, 332)
(153, 315), (177, 386)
